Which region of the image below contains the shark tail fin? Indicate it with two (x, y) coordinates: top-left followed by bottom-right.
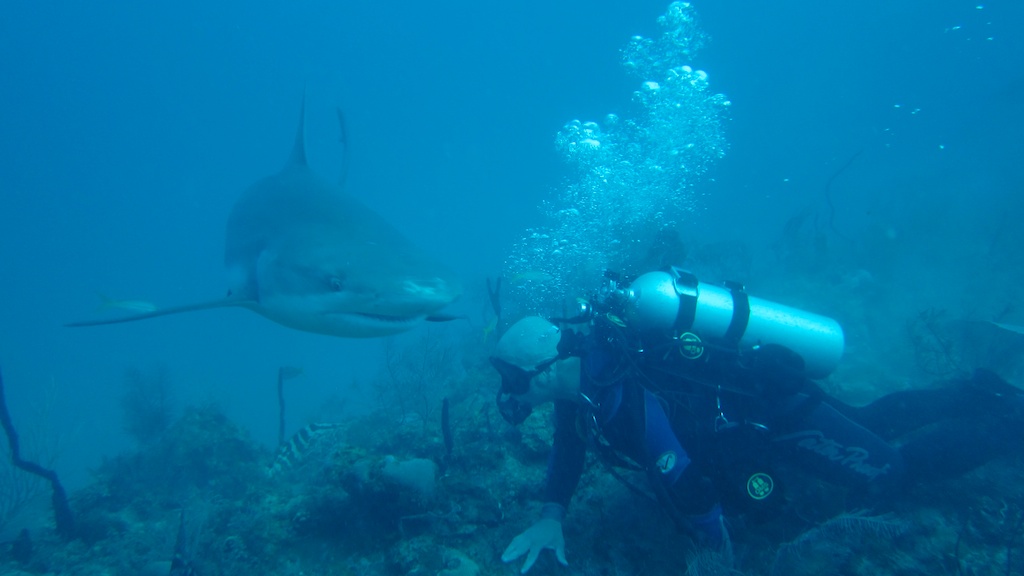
(66, 297), (253, 327)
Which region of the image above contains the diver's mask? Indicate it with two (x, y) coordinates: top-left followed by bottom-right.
(490, 355), (559, 425)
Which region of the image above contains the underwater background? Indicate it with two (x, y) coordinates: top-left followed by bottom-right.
(1, 0), (1023, 574)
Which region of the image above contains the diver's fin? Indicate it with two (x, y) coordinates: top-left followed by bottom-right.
(66, 297), (254, 327)
(969, 368), (1023, 398)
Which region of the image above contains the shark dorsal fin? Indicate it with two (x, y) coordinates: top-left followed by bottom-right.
(289, 97), (308, 167)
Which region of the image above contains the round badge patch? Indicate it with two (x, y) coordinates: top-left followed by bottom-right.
(677, 332), (704, 360)
(656, 451), (677, 474)
(746, 472), (774, 500)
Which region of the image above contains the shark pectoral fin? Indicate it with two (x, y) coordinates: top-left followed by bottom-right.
(424, 313), (468, 323)
(66, 297), (255, 327)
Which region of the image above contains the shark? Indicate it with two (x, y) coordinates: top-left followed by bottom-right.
(68, 104), (462, 337)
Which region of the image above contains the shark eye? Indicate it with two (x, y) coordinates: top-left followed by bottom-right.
(329, 277), (344, 292)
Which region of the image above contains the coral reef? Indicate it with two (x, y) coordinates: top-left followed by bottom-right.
(121, 365), (175, 447)
(1, 363), (1022, 576)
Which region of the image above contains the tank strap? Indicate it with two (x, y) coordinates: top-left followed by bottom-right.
(722, 283), (750, 345)
(668, 268), (697, 334)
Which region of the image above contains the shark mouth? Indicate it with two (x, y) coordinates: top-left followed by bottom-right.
(353, 312), (422, 324)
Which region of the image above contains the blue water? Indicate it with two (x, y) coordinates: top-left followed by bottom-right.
(1, 0), (1021, 493)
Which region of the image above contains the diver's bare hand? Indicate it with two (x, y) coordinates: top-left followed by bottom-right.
(501, 518), (568, 573)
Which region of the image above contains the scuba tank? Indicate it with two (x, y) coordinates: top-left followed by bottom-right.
(620, 267), (844, 379)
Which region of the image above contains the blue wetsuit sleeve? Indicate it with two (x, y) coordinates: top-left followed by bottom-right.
(543, 399), (587, 510)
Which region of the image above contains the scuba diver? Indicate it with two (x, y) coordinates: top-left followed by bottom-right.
(490, 267), (1024, 573)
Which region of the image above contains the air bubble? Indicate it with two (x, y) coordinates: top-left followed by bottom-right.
(506, 0), (725, 316)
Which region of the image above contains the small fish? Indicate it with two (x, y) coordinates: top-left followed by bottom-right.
(267, 422), (345, 477)
(96, 293), (158, 313)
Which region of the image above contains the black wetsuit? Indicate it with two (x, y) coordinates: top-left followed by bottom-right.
(543, 330), (1024, 526)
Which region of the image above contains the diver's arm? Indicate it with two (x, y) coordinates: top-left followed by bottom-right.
(502, 400), (584, 573)
(543, 399), (587, 507)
